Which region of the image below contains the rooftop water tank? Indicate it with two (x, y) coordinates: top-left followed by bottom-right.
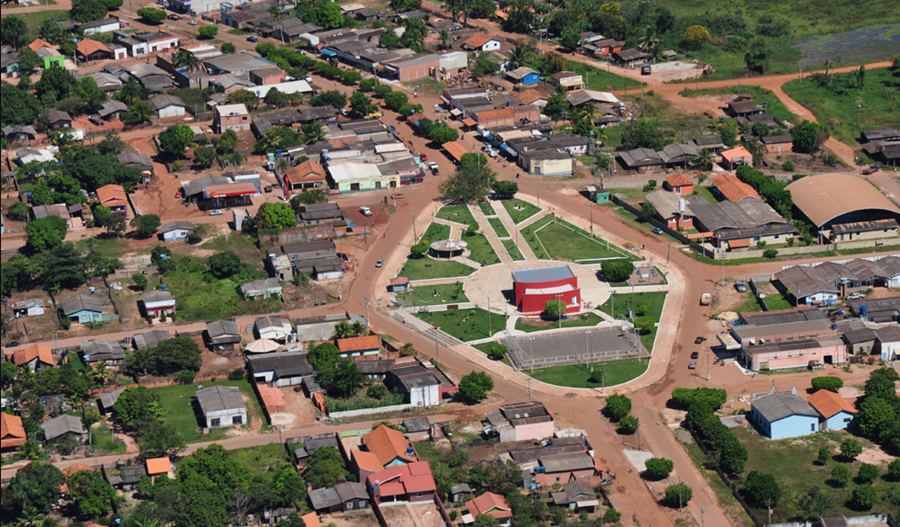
(860, 305), (867, 317)
(161, 285), (167, 291)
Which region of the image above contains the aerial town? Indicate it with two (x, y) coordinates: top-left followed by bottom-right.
(0, 0), (899, 526)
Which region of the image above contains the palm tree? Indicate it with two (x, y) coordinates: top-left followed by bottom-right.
(690, 147), (714, 170)
(67, 394), (84, 413)
(333, 320), (353, 339)
(173, 49), (201, 72)
(301, 123), (326, 145)
(579, 104), (600, 124)
(438, 30), (452, 50)
(350, 320), (367, 336)
(508, 42), (533, 69)
(276, 158), (290, 175)
(444, 0), (463, 22)
(640, 26), (660, 54)
(5, 385), (24, 412)
(647, 45), (665, 64)
(16, 507), (43, 527)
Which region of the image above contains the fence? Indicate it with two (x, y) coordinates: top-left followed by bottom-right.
(505, 346), (642, 369)
(327, 403), (414, 419)
(767, 516), (898, 527)
(747, 278), (769, 311)
(715, 239), (900, 260)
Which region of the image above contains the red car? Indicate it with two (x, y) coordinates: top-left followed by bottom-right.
(175, 191), (182, 198)
(419, 153), (428, 161)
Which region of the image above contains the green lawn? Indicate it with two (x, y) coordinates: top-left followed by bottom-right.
(436, 204), (476, 227)
(85, 406), (126, 455)
(471, 342), (512, 366)
(502, 239), (525, 261)
(478, 201), (496, 216)
(414, 308), (500, 341)
(395, 282), (469, 307)
(762, 292), (794, 311)
(522, 215), (635, 262)
(488, 217), (510, 238)
(397, 257), (475, 281)
(421, 222), (451, 243)
(163, 270), (282, 322)
(691, 185), (720, 204)
(527, 359), (648, 388)
(611, 207), (684, 245)
(501, 199), (542, 225)
(226, 444), (291, 477)
(151, 379), (264, 443)
(782, 68), (900, 148)
(732, 426), (900, 521)
(600, 292), (667, 322)
(19, 9), (68, 32)
(568, 61), (645, 91)
(76, 237), (132, 258)
(170, 88), (210, 115)
(515, 312), (604, 333)
(680, 85), (800, 124)
(463, 233), (501, 265)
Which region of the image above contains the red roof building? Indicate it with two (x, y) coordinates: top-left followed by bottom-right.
(467, 492), (513, 524)
(367, 461), (436, 504)
(1, 413), (27, 450)
(664, 174), (694, 195)
(349, 448), (383, 483)
(335, 335), (381, 357)
(461, 34), (500, 51)
(512, 265), (581, 314)
(362, 424), (417, 467)
(96, 184), (128, 216)
(12, 343), (54, 370)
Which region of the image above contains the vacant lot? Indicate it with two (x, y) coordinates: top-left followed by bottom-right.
(528, 359), (648, 388)
(395, 282), (468, 307)
(568, 61), (645, 91)
(501, 199), (542, 224)
(164, 270), (282, 322)
(151, 379), (264, 443)
(436, 204), (476, 228)
(226, 443), (291, 477)
(415, 308), (500, 341)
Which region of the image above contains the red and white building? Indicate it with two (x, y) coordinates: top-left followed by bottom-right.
(140, 291), (175, 317)
(367, 461), (436, 504)
(512, 265), (581, 314)
(96, 184), (128, 217)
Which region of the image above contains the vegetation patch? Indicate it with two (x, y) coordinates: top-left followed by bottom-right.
(395, 282), (468, 307)
(436, 204), (476, 228)
(488, 217), (510, 238)
(151, 379), (264, 443)
(501, 239), (526, 261)
(397, 257), (475, 281)
(414, 308), (501, 341)
(501, 198), (542, 224)
(514, 312), (604, 333)
(680, 85), (799, 124)
(464, 232), (501, 265)
(527, 359), (648, 388)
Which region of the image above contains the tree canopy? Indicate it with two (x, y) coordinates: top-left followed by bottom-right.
(439, 161), (496, 203)
(457, 371), (494, 404)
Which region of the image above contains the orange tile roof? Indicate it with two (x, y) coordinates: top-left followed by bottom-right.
(13, 343), (53, 367)
(28, 39), (57, 52)
(727, 238), (751, 248)
(390, 277), (409, 286)
(287, 160), (327, 182)
(807, 390), (856, 419)
(146, 457), (171, 475)
(720, 145), (752, 162)
(710, 173), (761, 202)
(666, 174), (693, 187)
(62, 463), (95, 476)
(462, 34), (497, 49)
(351, 448), (384, 473)
(467, 491), (513, 519)
(96, 184), (127, 206)
(336, 335), (380, 353)
(1, 413), (27, 448)
(363, 424), (416, 467)
(516, 89), (549, 105)
(77, 39), (111, 57)
(461, 117), (477, 127)
(302, 512), (321, 527)
(443, 141), (468, 162)
(475, 108), (515, 120)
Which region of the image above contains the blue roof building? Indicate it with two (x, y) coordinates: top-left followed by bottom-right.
(749, 386), (819, 439)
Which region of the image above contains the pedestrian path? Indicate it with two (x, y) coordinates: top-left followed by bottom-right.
(469, 202), (514, 264)
(492, 200), (539, 261)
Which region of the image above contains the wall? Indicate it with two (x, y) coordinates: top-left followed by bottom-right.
(514, 420), (555, 442)
(531, 157), (573, 176)
(824, 411), (853, 431)
(744, 341), (845, 371)
(716, 238), (900, 260)
(327, 403), (414, 419)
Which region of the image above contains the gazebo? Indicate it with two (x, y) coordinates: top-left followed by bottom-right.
(245, 338), (282, 354)
(429, 239), (468, 259)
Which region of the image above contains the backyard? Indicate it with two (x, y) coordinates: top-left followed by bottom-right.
(522, 215), (635, 262)
(681, 85), (800, 124)
(151, 379), (265, 443)
(395, 282), (469, 307)
(568, 61), (645, 91)
(515, 312), (604, 333)
(436, 204), (476, 228)
(415, 308), (501, 341)
(163, 269), (282, 322)
(501, 199), (542, 225)
(527, 359), (649, 388)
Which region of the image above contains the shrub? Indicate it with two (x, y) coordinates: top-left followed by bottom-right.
(811, 377), (843, 392)
(619, 415), (639, 434)
(605, 394), (631, 421)
(367, 384), (388, 399)
(60, 317), (72, 330)
(664, 482), (693, 507)
(762, 249), (778, 259)
(782, 159), (795, 172)
(228, 368), (244, 381)
(817, 446), (830, 465)
(856, 463), (879, 484)
(888, 458), (900, 480)
(603, 508), (622, 523)
(840, 438), (862, 460)
(831, 465), (852, 487)
(850, 484), (877, 510)
(176, 370), (195, 384)
(449, 511), (458, 521)
(644, 458), (674, 480)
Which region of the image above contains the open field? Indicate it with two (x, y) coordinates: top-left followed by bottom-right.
(464, 233), (501, 265)
(522, 215), (635, 262)
(414, 308), (500, 341)
(501, 199), (542, 225)
(397, 257), (475, 281)
(435, 204), (476, 228)
(225, 443), (292, 477)
(164, 270), (282, 322)
(782, 68), (900, 149)
(681, 86), (800, 124)
(527, 359), (648, 388)
(515, 312), (604, 333)
(395, 282), (468, 307)
(151, 379), (264, 443)
(488, 217), (510, 238)
(568, 61), (645, 91)
(201, 233), (263, 265)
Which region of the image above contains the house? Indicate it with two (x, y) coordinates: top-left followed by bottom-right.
(357, 360), (396, 381)
(362, 424), (417, 468)
(611, 48), (648, 66)
(402, 417), (431, 441)
(860, 128), (900, 143)
(42, 414), (86, 442)
(531, 453), (597, 487)
(680, 196), (786, 250)
(249, 66), (285, 85)
(159, 221), (193, 241)
(838, 319), (876, 356)
(247, 351), (314, 387)
(118, 151), (154, 174)
(381, 54), (441, 82)
(618, 147), (664, 173)
(266, 241), (344, 281)
(1, 413), (27, 450)
(550, 71), (584, 92)
(664, 174), (694, 194)
(484, 401), (555, 443)
(726, 99), (764, 117)
(239, 278), (283, 300)
(388, 364), (441, 407)
(760, 134), (793, 154)
(308, 482), (370, 513)
(466, 492), (513, 526)
(2, 125), (38, 144)
(506, 66), (541, 87)
(206, 319), (241, 347)
(196, 385), (247, 427)
(91, 72), (123, 92)
(13, 343), (54, 371)
(584, 38), (622, 57)
(551, 480), (598, 511)
(390, 277), (410, 292)
(462, 34), (500, 52)
(60, 294), (105, 324)
(720, 146), (753, 170)
(45, 109), (72, 130)
(94, 99), (128, 121)
(98, 388), (126, 414)
(214, 103), (251, 133)
(106, 464), (146, 488)
(76, 39), (112, 62)
(282, 160), (328, 192)
(149, 94), (186, 118)
(250, 316), (291, 342)
(645, 190), (693, 230)
(12, 297), (46, 317)
(79, 16), (121, 35)
(140, 291), (175, 317)
(367, 461), (436, 504)
(516, 89), (549, 107)
(807, 389), (856, 431)
(349, 448), (383, 483)
(295, 201), (348, 226)
(335, 335), (381, 357)
(450, 483), (473, 503)
(748, 386), (819, 439)
(659, 143), (698, 168)
(709, 173), (761, 202)
(146, 457), (173, 481)
(132, 329), (171, 350)
(873, 325), (900, 361)
(773, 266), (841, 305)
(96, 184), (128, 216)
(82, 340), (126, 365)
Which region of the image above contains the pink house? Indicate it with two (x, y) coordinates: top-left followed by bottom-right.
(485, 402), (554, 443)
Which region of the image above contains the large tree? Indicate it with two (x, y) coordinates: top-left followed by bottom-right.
(2, 83), (42, 127)
(743, 471), (781, 508)
(137, 8), (167, 24)
(226, 89), (259, 111)
(256, 202), (298, 230)
(68, 470), (117, 519)
(26, 216), (67, 253)
(71, 0), (109, 22)
(4, 461), (66, 515)
(439, 162), (496, 203)
(457, 371), (494, 404)
(113, 386), (166, 431)
(605, 394), (632, 421)
(304, 446), (351, 488)
(1, 16), (28, 48)
(159, 125), (195, 157)
(139, 421), (186, 458)
(131, 214), (161, 238)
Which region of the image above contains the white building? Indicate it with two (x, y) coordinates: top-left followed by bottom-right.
(249, 80), (314, 99)
(213, 103), (251, 134)
(149, 94), (186, 118)
(388, 365), (441, 408)
(874, 326), (900, 361)
(160, 221), (193, 241)
(254, 315), (293, 341)
(80, 18), (121, 35)
(196, 385), (246, 428)
(13, 298), (45, 317)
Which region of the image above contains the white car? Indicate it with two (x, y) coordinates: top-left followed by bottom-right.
(360, 206), (372, 216)
(428, 162), (439, 174)
(208, 209), (223, 216)
(188, 19), (197, 25)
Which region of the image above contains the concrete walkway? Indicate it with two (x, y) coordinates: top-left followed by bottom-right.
(469, 202), (514, 265)
(492, 199), (542, 261)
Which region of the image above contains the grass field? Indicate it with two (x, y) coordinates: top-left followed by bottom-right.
(164, 270), (281, 322)
(18, 9), (67, 32)
(395, 282), (468, 307)
(151, 379), (264, 443)
(611, 207), (684, 245)
(522, 215), (634, 262)
(568, 61), (645, 91)
(782, 68), (900, 148)
(464, 233), (501, 265)
(471, 342), (512, 366)
(692, 185), (720, 204)
(502, 239), (525, 261)
(226, 444), (291, 476)
(478, 201), (496, 216)
(601, 291), (667, 322)
(501, 199), (542, 224)
(731, 426), (900, 521)
(515, 312), (604, 333)
(201, 233), (263, 265)
(421, 222), (451, 243)
(76, 237), (131, 259)
(527, 359), (648, 388)
(488, 217), (510, 238)
(415, 308), (500, 341)
(680, 86), (800, 124)
(397, 256), (475, 281)
(436, 204), (476, 227)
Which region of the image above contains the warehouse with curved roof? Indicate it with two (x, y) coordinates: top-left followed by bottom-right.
(785, 174), (900, 237)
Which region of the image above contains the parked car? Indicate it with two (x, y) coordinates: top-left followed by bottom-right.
(419, 153), (428, 162)
(694, 336), (706, 344)
(651, 227), (663, 235)
(360, 206), (372, 216)
(208, 209), (223, 216)
(247, 36), (258, 42)
(688, 361), (697, 370)
(690, 352), (699, 359)
(175, 191), (182, 198)
(376, 259), (383, 268)
(391, 193), (405, 199)
(428, 162), (439, 175)
(700, 293), (711, 305)
(846, 292), (865, 300)
(735, 280), (747, 292)
(862, 165), (880, 175)
(387, 125), (398, 135)
(5, 341), (21, 348)
(188, 19), (197, 25)
(167, 14), (181, 20)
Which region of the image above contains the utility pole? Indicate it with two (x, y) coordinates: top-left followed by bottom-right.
(707, 345), (710, 382)
(528, 378), (532, 401)
(636, 418), (641, 451)
(412, 212), (417, 243)
(364, 296), (370, 328)
(435, 340), (439, 365)
(666, 243), (670, 266)
(488, 297), (491, 336)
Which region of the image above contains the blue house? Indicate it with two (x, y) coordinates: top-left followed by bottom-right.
(749, 386), (819, 439)
(505, 67), (541, 86)
(60, 294), (106, 324)
(808, 389), (857, 431)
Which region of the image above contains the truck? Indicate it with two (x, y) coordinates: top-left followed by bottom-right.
(862, 165), (880, 175)
(700, 293), (711, 305)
